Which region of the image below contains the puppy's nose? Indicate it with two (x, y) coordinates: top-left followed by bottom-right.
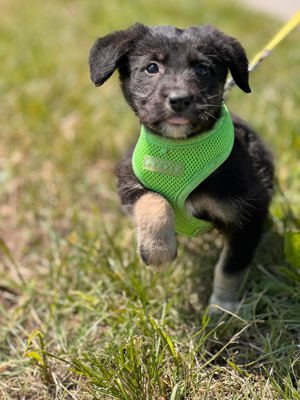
(168, 95), (193, 112)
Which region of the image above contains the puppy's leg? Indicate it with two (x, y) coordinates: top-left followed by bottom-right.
(209, 217), (265, 312)
(209, 242), (248, 312)
(133, 192), (177, 268)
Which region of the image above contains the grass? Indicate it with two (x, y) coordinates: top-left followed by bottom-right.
(0, 0), (300, 398)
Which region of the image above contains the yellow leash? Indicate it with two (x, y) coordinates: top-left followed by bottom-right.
(224, 11), (300, 96)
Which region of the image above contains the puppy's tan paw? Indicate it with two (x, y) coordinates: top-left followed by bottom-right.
(139, 235), (177, 269)
(134, 192), (177, 270)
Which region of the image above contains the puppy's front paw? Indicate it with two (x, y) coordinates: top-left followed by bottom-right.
(139, 234), (177, 269)
(134, 192), (177, 270)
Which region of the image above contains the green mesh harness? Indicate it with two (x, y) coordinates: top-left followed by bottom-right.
(132, 105), (234, 237)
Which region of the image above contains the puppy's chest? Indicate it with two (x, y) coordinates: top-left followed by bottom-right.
(186, 192), (243, 227)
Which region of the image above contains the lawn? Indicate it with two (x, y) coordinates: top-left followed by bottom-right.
(0, 0), (300, 399)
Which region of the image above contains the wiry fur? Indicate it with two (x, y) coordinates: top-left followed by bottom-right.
(89, 23), (274, 311)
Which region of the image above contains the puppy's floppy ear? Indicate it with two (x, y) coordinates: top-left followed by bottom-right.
(219, 33), (251, 93)
(89, 23), (146, 87)
(190, 25), (251, 93)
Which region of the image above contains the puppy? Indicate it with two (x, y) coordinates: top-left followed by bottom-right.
(89, 24), (274, 311)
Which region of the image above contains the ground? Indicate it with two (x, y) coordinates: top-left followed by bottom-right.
(0, 0), (300, 399)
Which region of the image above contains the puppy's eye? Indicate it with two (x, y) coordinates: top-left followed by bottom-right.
(146, 63), (159, 75)
(195, 64), (209, 77)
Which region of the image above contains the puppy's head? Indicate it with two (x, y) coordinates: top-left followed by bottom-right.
(90, 23), (250, 138)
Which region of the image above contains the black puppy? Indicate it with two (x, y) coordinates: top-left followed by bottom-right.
(89, 24), (274, 311)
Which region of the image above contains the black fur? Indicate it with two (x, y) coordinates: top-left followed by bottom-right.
(89, 23), (274, 302)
